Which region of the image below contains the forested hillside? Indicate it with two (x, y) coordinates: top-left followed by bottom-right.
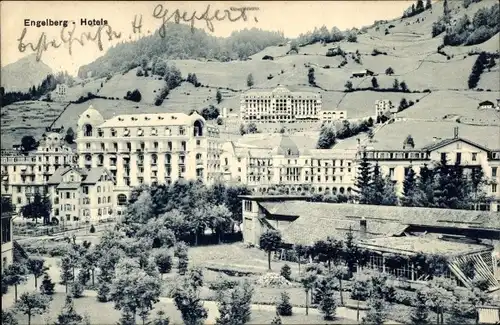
(77, 24), (286, 78)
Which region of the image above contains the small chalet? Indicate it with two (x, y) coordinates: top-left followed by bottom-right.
(352, 69), (375, 78)
(478, 100), (495, 110)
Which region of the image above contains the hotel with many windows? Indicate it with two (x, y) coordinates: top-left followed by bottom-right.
(221, 135), (357, 195)
(75, 105), (223, 205)
(240, 85), (322, 123)
(0, 132), (76, 213)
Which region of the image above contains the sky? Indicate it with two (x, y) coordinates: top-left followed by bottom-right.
(1, 1), (413, 76)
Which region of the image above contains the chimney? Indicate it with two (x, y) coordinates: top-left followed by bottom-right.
(360, 217), (367, 238)
(454, 126), (459, 139)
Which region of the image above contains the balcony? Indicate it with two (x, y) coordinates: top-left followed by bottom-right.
(196, 160), (204, 166)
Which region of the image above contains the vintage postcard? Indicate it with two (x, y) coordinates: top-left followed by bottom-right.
(1, 1), (499, 324)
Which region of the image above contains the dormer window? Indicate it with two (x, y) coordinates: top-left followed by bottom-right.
(97, 128), (104, 137)
(137, 128), (144, 136)
(124, 128), (130, 137)
(131, 117), (138, 121)
(118, 117), (124, 121)
(158, 116), (164, 120)
(111, 128), (117, 137)
(145, 117), (150, 121)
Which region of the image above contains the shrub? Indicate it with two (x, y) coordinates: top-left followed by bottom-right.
(276, 292), (293, 316)
(280, 264), (292, 281)
(124, 89), (142, 102)
(39, 274), (55, 295)
(71, 281), (84, 298)
(262, 55), (274, 60)
(208, 275), (239, 291)
(89, 225), (95, 233)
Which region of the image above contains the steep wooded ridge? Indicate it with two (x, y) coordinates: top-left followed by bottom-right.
(77, 24), (286, 78)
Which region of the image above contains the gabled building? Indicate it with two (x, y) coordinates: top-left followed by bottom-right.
(47, 166), (115, 225)
(240, 195), (500, 291)
(0, 132), (77, 213)
(358, 125), (500, 211)
(478, 100), (495, 110)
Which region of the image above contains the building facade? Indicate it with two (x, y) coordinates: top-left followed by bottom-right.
(76, 106), (223, 204)
(47, 167), (115, 225)
(358, 129), (500, 211)
(221, 135), (357, 194)
(320, 110), (347, 123)
(1, 206), (14, 272)
(240, 85), (322, 123)
(0, 132), (76, 213)
(375, 99), (396, 118)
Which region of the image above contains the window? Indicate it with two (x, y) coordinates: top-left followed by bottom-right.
(389, 168), (395, 178)
(493, 184), (497, 193)
(244, 200), (252, 212)
(492, 167), (498, 177)
(456, 152), (462, 165)
(117, 194), (127, 206)
(66, 192), (70, 199)
(137, 128), (144, 136)
(472, 153), (477, 161)
(111, 128), (117, 137)
(440, 152), (447, 162)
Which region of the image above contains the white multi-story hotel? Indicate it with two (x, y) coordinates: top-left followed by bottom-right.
(240, 85), (322, 123)
(358, 126), (500, 211)
(221, 135), (357, 195)
(75, 105), (223, 204)
(0, 132), (76, 213)
(321, 110), (347, 123)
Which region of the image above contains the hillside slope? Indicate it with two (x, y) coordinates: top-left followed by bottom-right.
(1, 54), (53, 92)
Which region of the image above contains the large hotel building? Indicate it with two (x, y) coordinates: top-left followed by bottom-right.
(75, 106), (223, 204)
(240, 85), (322, 123)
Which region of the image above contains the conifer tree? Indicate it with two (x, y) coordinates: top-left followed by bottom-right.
(410, 290), (430, 325)
(402, 166), (418, 207)
(55, 295), (84, 325)
(317, 273), (338, 320)
(276, 292), (293, 316)
(39, 273), (55, 295)
(355, 156), (372, 204)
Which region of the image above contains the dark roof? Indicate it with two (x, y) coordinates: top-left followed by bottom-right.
(47, 167), (112, 186)
(421, 137), (491, 153)
(272, 135), (301, 156)
(359, 236), (493, 256)
(257, 201), (500, 230)
(56, 182), (81, 190)
(479, 100), (495, 106)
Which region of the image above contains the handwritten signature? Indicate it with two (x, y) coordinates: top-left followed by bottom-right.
(152, 4), (260, 37)
(17, 23), (122, 61)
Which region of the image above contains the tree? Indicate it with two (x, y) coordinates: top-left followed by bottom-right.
(151, 310), (170, 325)
(308, 68), (316, 86)
(317, 125), (336, 149)
(174, 242), (189, 275)
(330, 264), (348, 305)
(351, 271), (371, 322)
(1, 309), (19, 325)
(246, 74), (254, 87)
(21, 192), (52, 225)
(154, 249), (173, 279)
(411, 290), (430, 325)
(276, 292), (293, 316)
(344, 80), (353, 91)
(65, 127), (75, 144)
(4, 262), (27, 301)
(293, 244), (307, 275)
(443, 0), (450, 17)
(270, 314), (282, 325)
(355, 156), (372, 204)
(259, 230), (282, 270)
(172, 277), (208, 325)
(420, 278), (455, 324)
(392, 78), (400, 90)
(21, 135), (38, 152)
(433, 158), (470, 209)
(40, 273), (55, 295)
(316, 273), (338, 320)
(402, 166), (419, 207)
(27, 257), (48, 288)
(216, 89), (222, 104)
(362, 298), (388, 325)
(70, 281), (84, 298)
(400, 81), (409, 92)
(280, 264), (292, 281)
(300, 265), (319, 316)
(385, 67), (394, 75)
(55, 295), (84, 325)
(14, 292), (51, 325)
(371, 77), (379, 89)
(60, 255), (74, 293)
(215, 280), (253, 325)
(110, 259), (162, 324)
(425, 0), (432, 9)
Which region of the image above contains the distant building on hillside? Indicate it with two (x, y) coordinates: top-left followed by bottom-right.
(221, 107), (239, 119)
(240, 85), (322, 123)
(352, 69), (374, 78)
(55, 84), (68, 101)
(478, 100), (495, 110)
(375, 99), (395, 118)
(320, 110), (347, 123)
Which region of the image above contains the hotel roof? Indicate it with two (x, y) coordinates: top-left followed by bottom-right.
(97, 112), (204, 128)
(47, 167), (112, 185)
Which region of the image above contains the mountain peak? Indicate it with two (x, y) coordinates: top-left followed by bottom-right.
(1, 54), (53, 92)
